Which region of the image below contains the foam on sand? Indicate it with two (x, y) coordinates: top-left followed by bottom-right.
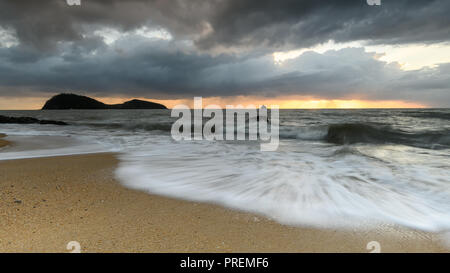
(0, 153), (447, 252)
(116, 140), (450, 232)
(0, 135), (109, 160)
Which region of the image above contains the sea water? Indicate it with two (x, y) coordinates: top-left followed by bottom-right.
(0, 109), (449, 232)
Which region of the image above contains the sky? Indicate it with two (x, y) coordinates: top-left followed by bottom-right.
(0, 0), (449, 109)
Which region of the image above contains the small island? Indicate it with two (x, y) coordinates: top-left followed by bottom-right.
(42, 93), (167, 110)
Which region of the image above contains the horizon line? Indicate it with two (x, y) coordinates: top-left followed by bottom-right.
(2, 107), (449, 111)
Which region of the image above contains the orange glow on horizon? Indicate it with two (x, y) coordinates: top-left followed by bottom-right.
(0, 97), (47, 110)
(98, 96), (425, 109)
(0, 95), (426, 110)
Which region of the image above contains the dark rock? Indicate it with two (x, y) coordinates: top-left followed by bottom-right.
(0, 115), (68, 126)
(39, 119), (69, 126)
(111, 99), (168, 110)
(0, 116), (38, 124)
(42, 93), (167, 110)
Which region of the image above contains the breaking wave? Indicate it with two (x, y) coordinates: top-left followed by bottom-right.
(280, 123), (450, 150)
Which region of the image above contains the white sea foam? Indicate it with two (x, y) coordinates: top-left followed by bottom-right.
(116, 139), (450, 232)
(0, 135), (112, 160)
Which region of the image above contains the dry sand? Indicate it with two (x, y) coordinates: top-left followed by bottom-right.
(0, 153), (448, 253)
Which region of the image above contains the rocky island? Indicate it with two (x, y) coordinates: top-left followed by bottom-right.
(42, 93), (167, 110)
(0, 94), (167, 126)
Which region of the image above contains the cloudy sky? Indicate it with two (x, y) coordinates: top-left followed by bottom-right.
(0, 0), (449, 109)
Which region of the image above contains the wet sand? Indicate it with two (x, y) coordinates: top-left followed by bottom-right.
(0, 133), (10, 149)
(0, 153), (448, 253)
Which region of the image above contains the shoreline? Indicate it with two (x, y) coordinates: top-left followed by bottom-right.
(0, 153), (448, 252)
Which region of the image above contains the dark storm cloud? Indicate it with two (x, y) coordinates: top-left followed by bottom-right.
(196, 0), (450, 50)
(0, 37), (449, 106)
(0, 0), (220, 52)
(1, 0), (449, 52)
(0, 37), (259, 97)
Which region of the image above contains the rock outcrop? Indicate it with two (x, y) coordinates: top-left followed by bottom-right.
(0, 115), (68, 125)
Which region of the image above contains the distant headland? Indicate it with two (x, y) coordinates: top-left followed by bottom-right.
(42, 93), (167, 110)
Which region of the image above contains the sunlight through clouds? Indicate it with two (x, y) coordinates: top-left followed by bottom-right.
(273, 40), (450, 71)
(0, 26), (19, 48)
(135, 26), (173, 41)
(93, 26), (172, 45)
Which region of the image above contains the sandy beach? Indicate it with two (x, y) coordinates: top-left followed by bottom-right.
(0, 152), (448, 253)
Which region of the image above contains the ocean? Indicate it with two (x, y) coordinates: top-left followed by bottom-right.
(1, 109), (449, 232)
